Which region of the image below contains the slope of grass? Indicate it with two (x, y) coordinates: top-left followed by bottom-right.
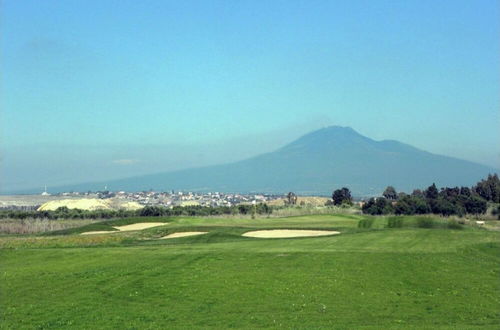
(45, 216), (171, 236)
(1, 214), (499, 329)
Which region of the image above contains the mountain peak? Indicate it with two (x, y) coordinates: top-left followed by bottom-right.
(318, 125), (359, 135)
(280, 125), (371, 152)
(305, 126), (366, 139)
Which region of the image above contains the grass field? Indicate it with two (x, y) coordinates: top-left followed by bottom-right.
(1, 214), (499, 329)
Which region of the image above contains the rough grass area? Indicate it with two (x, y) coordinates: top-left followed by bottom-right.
(0, 218), (99, 235)
(45, 216), (171, 236)
(1, 214), (499, 329)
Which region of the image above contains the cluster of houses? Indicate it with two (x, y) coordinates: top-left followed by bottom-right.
(48, 190), (282, 208)
(113, 190), (281, 207)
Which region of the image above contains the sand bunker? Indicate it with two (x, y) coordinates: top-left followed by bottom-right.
(80, 231), (116, 235)
(160, 231), (208, 239)
(113, 222), (167, 231)
(242, 229), (340, 238)
(80, 222), (167, 235)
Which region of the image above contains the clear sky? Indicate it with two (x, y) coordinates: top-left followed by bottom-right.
(1, 0), (499, 192)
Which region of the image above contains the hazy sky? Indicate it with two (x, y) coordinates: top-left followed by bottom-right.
(1, 0), (499, 192)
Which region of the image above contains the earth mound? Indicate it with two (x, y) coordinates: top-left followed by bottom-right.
(38, 198), (143, 211)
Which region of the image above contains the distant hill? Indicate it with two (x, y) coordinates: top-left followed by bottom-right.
(31, 126), (499, 196)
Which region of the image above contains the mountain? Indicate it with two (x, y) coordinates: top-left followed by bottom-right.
(38, 126), (498, 196)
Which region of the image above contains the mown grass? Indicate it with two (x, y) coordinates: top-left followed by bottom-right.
(1, 214), (499, 329)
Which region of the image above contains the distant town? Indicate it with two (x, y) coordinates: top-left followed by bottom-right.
(0, 189), (285, 210)
(91, 190), (283, 207)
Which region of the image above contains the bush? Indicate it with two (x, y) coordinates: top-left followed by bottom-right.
(417, 217), (435, 228)
(358, 218), (374, 229)
(387, 217), (403, 228)
(464, 195), (487, 214)
(447, 219), (463, 230)
(492, 205), (500, 220)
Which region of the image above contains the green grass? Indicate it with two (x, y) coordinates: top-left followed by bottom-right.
(44, 216), (172, 236)
(1, 214), (499, 329)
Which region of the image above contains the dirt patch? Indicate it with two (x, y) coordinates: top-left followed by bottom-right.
(113, 223), (167, 231)
(80, 231), (116, 235)
(242, 229), (340, 238)
(160, 231), (208, 239)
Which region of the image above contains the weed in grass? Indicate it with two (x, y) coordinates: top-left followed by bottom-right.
(447, 219), (464, 230)
(358, 218), (374, 228)
(417, 217), (435, 228)
(387, 217), (404, 228)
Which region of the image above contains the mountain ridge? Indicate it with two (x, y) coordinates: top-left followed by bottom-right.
(16, 126), (499, 196)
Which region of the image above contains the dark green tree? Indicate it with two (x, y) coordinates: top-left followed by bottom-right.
(474, 174), (500, 202)
(411, 189), (425, 198)
(413, 197), (431, 214)
(464, 195), (487, 214)
(382, 186), (398, 200)
(394, 198), (413, 215)
(332, 187), (352, 205)
(424, 183), (439, 199)
(286, 192), (297, 205)
(362, 197), (392, 215)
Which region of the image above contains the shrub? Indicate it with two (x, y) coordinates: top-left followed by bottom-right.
(464, 195), (487, 214)
(492, 205), (500, 220)
(358, 218), (374, 228)
(417, 217), (435, 228)
(447, 219), (463, 230)
(387, 217), (403, 228)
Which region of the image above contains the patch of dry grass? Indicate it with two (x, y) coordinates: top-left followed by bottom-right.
(267, 196), (331, 207)
(0, 232), (130, 249)
(0, 219), (99, 235)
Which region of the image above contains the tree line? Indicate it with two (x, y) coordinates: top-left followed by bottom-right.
(360, 174), (499, 216)
(0, 203), (273, 220)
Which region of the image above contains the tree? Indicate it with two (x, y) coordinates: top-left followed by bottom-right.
(382, 186), (398, 200)
(397, 192), (408, 199)
(424, 183), (439, 199)
(474, 174), (500, 202)
(459, 186), (471, 197)
(413, 197), (431, 214)
(411, 189), (424, 198)
(286, 192), (297, 205)
(439, 187), (460, 200)
(361, 198), (378, 215)
(332, 187), (352, 205)
(362, 197), (393, 215)
(140, 206), (166, 217)
(394, 198), (413, 215)
(464, 195), (487, 214)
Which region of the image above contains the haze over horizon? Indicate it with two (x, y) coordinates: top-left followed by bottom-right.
(1, 0), (499, 192)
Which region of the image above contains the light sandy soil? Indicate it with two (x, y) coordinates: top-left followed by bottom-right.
(266, 196), (330, 207)
(80, 231), (116, 235)
(37, 198), (143, 211)
(113, 222), (167, 231)
(160, 231), (208, 239)
(242, 229), (340, 238)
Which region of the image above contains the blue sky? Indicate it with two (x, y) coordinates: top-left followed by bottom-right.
(1, 0), (499, 192)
